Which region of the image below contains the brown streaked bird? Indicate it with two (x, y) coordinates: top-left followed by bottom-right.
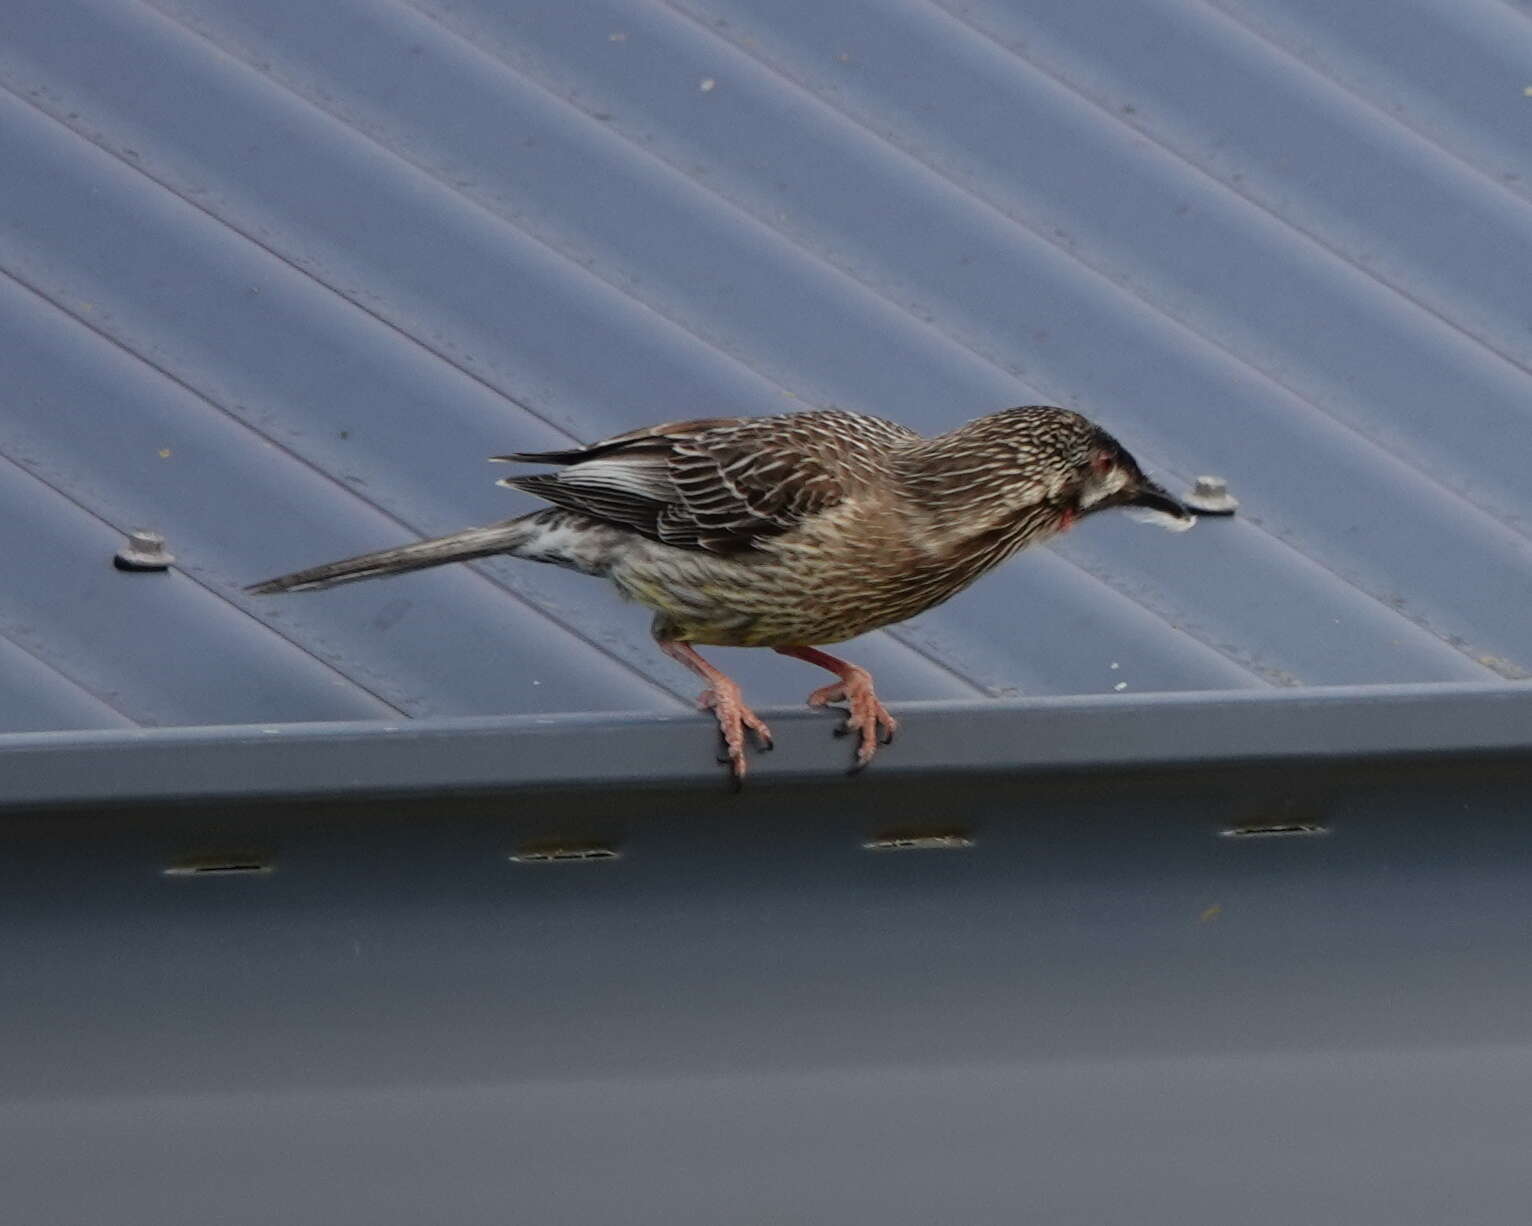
(248, 407), (1193, 782)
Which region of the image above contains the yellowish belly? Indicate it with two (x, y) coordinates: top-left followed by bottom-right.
(609, 544), (960, 647)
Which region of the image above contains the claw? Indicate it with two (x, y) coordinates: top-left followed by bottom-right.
(659, 640), (772, 787)
(803, 669), (898, 772)
(698, 685), (774, 785)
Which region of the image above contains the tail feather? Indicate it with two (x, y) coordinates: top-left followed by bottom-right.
(246, 519), (535, 595)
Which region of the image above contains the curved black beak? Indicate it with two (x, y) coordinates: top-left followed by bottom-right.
(1126, 479), (1193, 523)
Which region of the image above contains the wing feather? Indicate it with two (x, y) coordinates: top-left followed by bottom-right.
(494, 412), (916, 554)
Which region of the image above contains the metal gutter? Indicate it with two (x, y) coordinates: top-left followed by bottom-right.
(2, 681), (1525, 812)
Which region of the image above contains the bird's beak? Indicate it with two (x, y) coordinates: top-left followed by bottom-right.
(1121, 479), (1196, 532)
(1126, 479), (1191, 520)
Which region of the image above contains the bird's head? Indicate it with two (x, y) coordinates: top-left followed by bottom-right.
(909, 407), (1196, 538)
(1074, 425), (1195, 532)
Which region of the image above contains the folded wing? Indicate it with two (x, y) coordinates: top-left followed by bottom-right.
(496, 413), (912, 554)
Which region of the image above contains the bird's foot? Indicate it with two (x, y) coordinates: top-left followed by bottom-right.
(805, 667), (898, 771)
(698, 683), (774, 787)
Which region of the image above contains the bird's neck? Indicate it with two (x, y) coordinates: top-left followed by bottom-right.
(894, 421), (1073, 542)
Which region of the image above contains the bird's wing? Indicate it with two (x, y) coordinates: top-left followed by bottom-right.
(495, 413), (914, 554)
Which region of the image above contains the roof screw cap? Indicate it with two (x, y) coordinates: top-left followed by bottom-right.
(1183, 475), (1239, 516)
(114, 529), (175, 571)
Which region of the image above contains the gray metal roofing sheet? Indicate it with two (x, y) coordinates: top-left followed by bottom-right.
(1, 0), (1528, 738)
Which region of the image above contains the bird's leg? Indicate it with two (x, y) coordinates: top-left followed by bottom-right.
(774, 645), (898, 771)
(656, 640), (773, 784)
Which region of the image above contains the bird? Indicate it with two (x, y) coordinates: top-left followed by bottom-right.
(248, 406), (1193, 783)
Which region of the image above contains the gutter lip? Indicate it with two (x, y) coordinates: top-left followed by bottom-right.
(0, 680), (1526, 812)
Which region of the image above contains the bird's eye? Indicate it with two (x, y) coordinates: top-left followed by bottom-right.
(1089, 452), (1115, 477)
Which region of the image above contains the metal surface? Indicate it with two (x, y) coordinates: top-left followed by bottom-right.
(1, 0), (1529, 734)
(3, 1), (1532, 1220)
(0, 681), (1524, 812)
(3, 692), (1531, 1223)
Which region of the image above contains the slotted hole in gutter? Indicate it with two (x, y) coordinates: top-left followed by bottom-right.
(163, 852), (274, 877)
(863, 830), (974, 852)
(1220, 823), (1329, 839)
(510, 841), (621, 864)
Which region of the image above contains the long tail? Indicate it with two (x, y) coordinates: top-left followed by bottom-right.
(247, 518), (542, 595)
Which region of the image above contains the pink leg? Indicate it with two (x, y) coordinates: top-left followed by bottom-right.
(774, 645), (898, 771)
(657, 640), (773, 785)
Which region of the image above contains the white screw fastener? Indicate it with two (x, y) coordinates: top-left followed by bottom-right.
(114, 529), (175, 571)
(1183, 475), (1239, 515)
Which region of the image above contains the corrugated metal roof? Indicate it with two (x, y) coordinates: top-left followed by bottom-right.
(1, 0), (1529, 739)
